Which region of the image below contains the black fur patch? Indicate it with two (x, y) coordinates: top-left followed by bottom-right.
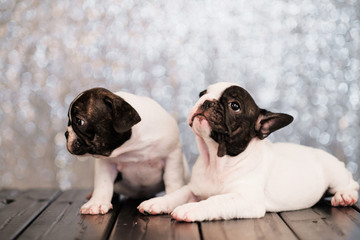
(200, 85), (293, 157)
(66, 88), (141, 156)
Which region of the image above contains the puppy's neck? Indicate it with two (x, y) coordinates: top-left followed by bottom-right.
(196, 136), (218, 165)
(197, 136), (261, 166)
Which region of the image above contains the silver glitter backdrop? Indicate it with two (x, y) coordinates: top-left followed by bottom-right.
(1, 0), (359, 190)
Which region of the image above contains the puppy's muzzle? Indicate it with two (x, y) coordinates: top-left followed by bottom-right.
(201, 100), (216, 110)
(189, 100), (217, 127)
(67, 138), (87, 155)
(65, 131), (69, 140)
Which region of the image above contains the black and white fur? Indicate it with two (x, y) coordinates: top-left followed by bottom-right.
(65, 88), (189, 214)
(138, 82), (359, 222)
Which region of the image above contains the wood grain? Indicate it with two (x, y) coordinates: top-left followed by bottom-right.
(280, 203), (360, 240)
(1, 189), (360, 240)
(18, 189), (119, 240)
(0, 188), (60, 240)
(201, 212), (297, 240)
(109, 199), (200, 240)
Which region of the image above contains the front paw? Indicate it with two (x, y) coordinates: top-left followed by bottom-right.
(172, 202), (208, 222)
(331, 191), (358, 207)
(138, 197), (173, 215)
(80, 200), (113, 215)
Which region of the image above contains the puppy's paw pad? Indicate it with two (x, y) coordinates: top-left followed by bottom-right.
(331, 191), (358, 207)
(138, 197), (172, 215)
(80, 201), (113, 215)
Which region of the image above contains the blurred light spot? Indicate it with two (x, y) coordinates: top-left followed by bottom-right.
(318, 132), (331, 145)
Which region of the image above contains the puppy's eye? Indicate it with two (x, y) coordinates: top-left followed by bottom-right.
(229, 102), (241, 112)
(76, 118), (85, 126)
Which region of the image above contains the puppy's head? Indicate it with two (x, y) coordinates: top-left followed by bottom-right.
(65, 88), (141, 156)
(188, 82), (293, 157)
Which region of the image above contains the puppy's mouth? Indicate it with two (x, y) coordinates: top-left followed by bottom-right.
(190, 112), (228, 134)
(190, 113), (205, 126)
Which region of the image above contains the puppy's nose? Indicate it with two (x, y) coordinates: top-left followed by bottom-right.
(201, 100), (215, 110)
(65, 131), (69, 140)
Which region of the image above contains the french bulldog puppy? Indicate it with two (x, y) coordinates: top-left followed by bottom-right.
(138, 82), (359, 222)
(65, 88), (189, 214)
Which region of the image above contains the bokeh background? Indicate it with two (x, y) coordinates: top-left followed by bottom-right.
(1, 0), (359, 190)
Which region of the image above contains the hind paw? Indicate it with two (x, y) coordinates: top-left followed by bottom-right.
(331, 191), (358, 207)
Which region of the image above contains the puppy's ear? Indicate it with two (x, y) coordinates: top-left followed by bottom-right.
(255, 109), (293, 139)
(199, 89), (207, 98)
(104, 96), (141, 133)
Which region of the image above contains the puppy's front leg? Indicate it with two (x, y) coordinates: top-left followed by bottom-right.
(138, 185), (197, 215)
(80, 158), (118, 214)
(163, 144), (189, 193)
(172, 193), (265, 222)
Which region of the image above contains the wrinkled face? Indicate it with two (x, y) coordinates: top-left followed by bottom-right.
(65, 88), (141, 156)
(188, 82), (293, 157)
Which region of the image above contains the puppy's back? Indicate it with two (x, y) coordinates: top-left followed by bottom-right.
(116, 91), (181, 148)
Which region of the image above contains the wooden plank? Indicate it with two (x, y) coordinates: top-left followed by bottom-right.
(18, 189), (120, 240)
(0, 189), (21, 209)
(109, 199), (148, 240)
(200, 212), (297, 240)
(353, 195), (360, 212)
(0, 189), (22, 199)
(0, 188), (60, 240)
(145, 215), (200, 240)
(109, 199), (200, 240)
(280, 203), (360, 240)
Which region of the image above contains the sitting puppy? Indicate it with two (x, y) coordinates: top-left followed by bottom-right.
(138, 82), (359, 222)
(65, 88), (189, 214)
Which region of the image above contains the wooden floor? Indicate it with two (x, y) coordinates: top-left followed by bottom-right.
(1, 189), (360, 240)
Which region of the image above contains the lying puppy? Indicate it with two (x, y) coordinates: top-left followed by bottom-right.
(138, 82), (359, 222)
(65, 88), (189, 214)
